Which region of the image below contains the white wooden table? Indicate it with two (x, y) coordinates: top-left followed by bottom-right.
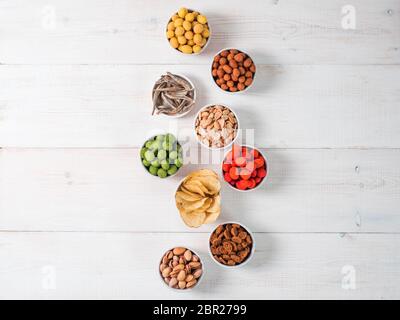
(1, 0), (400, 300)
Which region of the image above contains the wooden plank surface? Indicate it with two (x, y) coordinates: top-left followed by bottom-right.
(0, 232), (399, 299)
(0, 0), (399, 65)
(1, 64), (399, 148)
(1, 148), (400, 233)
(0, 0), (399, 300)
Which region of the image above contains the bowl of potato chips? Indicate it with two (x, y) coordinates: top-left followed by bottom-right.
(175, 169), (221, 228)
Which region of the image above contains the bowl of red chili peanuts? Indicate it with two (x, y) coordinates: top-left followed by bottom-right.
(222, 144), (267, 191)
(211, 48), (256, 93)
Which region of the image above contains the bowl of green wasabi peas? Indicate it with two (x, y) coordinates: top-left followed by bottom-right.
(140, 133), (184, 178)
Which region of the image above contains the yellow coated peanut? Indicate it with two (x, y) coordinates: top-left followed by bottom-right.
(202, 28), (210, 38)
(174, 18), (184, 27)
(193, 33), (203, 45)
(183, 20), (192, 31)
(185, 13), (195, 22)
(187, 39), (195, 46)
(169, 37), (179, 49)
(180, 45), (193, 54)
(174, 26), (185, 36)
(178, 7), (188, 18)
(197, 15), (207, 24)
(193, 45), (202, 53)
(177, 35), (187, 45)
(167, 22), (175, 31)
(166, 30), (174, 39)
(184, 31), (194, 40)
(171, 14), (179, 22)
(193, 23), (204, 34)
(200, 37), (207, 47)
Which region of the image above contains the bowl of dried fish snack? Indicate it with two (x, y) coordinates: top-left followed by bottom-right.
(152, 72), (196, 118)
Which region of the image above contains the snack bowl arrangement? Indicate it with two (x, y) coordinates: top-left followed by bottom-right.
(211, 48), (256, 93)
(222, 144), (268, 192)
(194, 104), (240, 150)
(175, 169), (222, 228)
(166, 7), (211, 55)
(159, 246), (204, 291)
(209, 222), (255, 268)
(152, 72), (196, 118)
(140, 133), (184, 179)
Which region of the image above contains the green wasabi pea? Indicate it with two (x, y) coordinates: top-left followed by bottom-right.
(151, 140), (162, 151)
(165, 134), (176, 144)
(145, 140), (153, 149)
(175, 158), (183, 168)
(158, 149), (167, 160)
(161, 159), (170, 170)
(149, 166), (158, 175)
(169, 150), (178, 160)
(157, 168), (168, 178)
(142, 159), (150, 167)
(151, 159), (160, 168)
(140, 147), (147, 159)
(144, 150), (155, 162)
(156, 135), (165, 142)
(168, 165), (178, 175)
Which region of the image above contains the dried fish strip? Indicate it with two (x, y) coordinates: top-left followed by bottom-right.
(152, 73), (195, 116)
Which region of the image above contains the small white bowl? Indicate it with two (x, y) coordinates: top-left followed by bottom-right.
(210, 48), (257, 94)
(166, 9), (211, 56)
(208, 221), (256, 268)
(222, 145), (268, 192)
(140, 133), (184, 179)
(174, 169), (222, 227)
(152, 73), (196, 119)
(158, 246), (205, 291)
(194, 104), (240, 151)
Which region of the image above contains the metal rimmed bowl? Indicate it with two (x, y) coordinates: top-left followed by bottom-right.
(193, 104), (240, 151)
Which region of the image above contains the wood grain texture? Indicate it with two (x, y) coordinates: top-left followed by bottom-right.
(1, 64), (399, 148)
(0, 0), (399, 65)
(1, 148), (399, 233)
(0, 232), (399, 299)
(1, 0), (400, 300)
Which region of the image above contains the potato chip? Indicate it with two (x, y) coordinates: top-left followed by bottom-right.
(183, 179), (206, 196)
(195, 176), (221, 195)
(180, 210), (206, 228)
(175, 169), (221, 228)
(189, 169), (218, 179)
(203, 209), (220, 224)
(206, 195), (220, 213)
(175, 190), (202, 202)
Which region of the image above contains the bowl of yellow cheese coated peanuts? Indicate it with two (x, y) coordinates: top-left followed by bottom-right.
(166, 7), (211, 55)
